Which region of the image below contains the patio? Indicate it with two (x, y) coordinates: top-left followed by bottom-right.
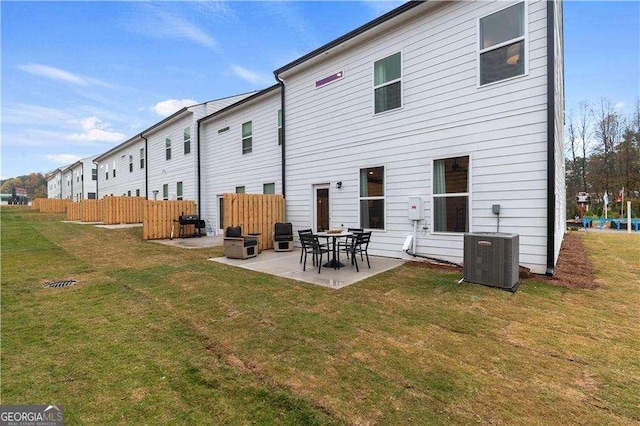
(210, 249), (405, 289)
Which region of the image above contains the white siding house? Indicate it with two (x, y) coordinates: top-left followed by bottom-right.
(274, 0), (564, 274)
(61, 167), (73, 200)
(67, 156), (99, 201)
(46, 168), (64, 199)
(95, 135), (146, 198)
(199, 85), (282, 234)
(144, 93), (255, 203)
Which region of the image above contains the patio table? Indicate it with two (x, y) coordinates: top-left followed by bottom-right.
(316, 231), (353, 269)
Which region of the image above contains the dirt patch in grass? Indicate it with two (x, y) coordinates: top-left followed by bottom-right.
(405, 233), (597, 289)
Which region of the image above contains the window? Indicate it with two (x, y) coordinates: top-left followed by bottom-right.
(433, 156), (470, 233)
(373, 52), (402, 114)
(359, 166), (385, 229)
(129, 155), (133, 172)
(127, 190), (131, 196)
(88, 192), (96, 199)
(278, 110), (283, 146)
(76, 172), (80, 183)
(176, 181), (183, 200)
(105, 164), (109, 180)
(263, 183), (275, 194)
(235, 186), (245, 194)
(242, 121), (252, 154)
(140, 148), (145, 169)
(136, 189), (140, 197)
(162, 184), (169, 200)
(218, 126), (229, 134)
(113, 161), (116, 178)
(479, 2), (525, 86)
(92, 168), (97, 181)
(183, 127), (191, 154)
(166, 138), (172, 160)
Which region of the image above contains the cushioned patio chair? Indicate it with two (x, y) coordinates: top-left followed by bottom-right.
(273, 222), (294, 252)
(223, 226), (258, 259)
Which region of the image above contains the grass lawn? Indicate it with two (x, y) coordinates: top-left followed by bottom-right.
(1, 206), (639, 424)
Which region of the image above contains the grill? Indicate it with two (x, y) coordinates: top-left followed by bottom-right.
(43, 280), (77, 288)
(172, 214), (206, 239)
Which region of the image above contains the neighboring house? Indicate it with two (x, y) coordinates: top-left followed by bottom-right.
(46, 168), (64, 199)
(145, 93), (255, 203)
(94, 135), (146, 198)
(61, 166), (73, 200)
(66, 156), (99, 201)
(199, 85), (282, 234)
(274, 0), (565, 274)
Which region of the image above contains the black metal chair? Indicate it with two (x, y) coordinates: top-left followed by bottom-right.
(337, 227), (363, 258)
(339, 231), (371, 272)
(300, 233), (330, 274)
(298, 229), (313, 264)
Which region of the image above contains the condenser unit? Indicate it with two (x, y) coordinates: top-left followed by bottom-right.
(463, 233), (519, 291)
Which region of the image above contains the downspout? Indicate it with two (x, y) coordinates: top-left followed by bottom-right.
(196, 121), (201, 217)
(545, 0), (556, 276)
(81, 164), (84, 200)
(92, 160), (99, 199)
(141, 135), (148, 200)
(275, 74), (286, 198)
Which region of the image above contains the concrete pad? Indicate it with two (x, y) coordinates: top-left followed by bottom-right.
(209, 249), (405, 289)
(95, 223), (143, 229)
(151, 235), (223, 249)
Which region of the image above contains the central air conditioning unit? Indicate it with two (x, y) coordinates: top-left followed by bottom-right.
(463, 233), (519, 291)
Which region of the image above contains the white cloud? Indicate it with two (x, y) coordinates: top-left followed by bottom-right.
(17, 63), (114, 88)
(230, 65), (271, 86)
(69, 116), (125, 142)
(152, 99), (197, 117)
(615, 102), (625, 110)
(46, 154), (82, 164)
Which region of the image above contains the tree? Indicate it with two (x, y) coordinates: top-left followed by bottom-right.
(575, 100), (592, 191)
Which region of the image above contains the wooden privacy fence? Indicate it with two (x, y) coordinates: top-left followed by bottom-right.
(81, 199), (104, 222)
(67, 202), (81, 221)
(223, 193), (285, 251)
(104, 196), (145, 225)
(143, 200), (196, 240)
(32, 198), (72, 213)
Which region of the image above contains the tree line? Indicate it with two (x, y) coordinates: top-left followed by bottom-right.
(565, 98), (640, 218)
(0, 173), (48, 200)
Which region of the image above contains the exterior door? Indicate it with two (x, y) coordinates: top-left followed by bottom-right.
(314, 184), (330, 232)
(217, 195), (225, 235)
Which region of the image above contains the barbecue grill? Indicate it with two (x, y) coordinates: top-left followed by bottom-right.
(172, 214), (206, 239)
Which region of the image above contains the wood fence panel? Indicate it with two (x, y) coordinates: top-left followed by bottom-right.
(143, 200), (196, 240)
(66, 202), (81, 221)
(222, 193), (285, 251)
(103, 196), (145, 224)
(81, 199), (104, 222)
(32, 198), (72, 213)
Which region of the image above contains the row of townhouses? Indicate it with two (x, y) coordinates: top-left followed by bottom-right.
(47, 0), (565, 275)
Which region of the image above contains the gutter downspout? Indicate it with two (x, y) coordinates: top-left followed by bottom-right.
(275, 74), (286, 198)
(92, 160), (99, 199)
(141, 135), (149, 200)
(545, 1), (556, 276)
(196, 122), (201, 217)
(81, 164), (84, 201)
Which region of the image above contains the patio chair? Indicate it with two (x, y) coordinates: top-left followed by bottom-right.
(338, 231), (371, 272)
(300, 233), (330, 274)
(337, 227), (363, 258)
(298, 229), (313, 263)
(273, 222), (294, 252)
(223, 226), (258, 259)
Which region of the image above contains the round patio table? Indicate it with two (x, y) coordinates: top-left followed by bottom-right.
(315, 231), (353, 269)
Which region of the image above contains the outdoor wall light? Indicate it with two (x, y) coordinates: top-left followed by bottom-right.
(336, 181), (342, 189)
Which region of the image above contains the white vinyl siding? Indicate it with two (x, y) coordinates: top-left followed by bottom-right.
(96, 138), (145, 199)
(282, 0), (553, 273)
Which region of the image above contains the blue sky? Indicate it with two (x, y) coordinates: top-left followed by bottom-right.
(1, 1), (638, 179)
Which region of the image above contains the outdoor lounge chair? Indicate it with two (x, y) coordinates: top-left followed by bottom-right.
(223, 226), (258, 259)
(273, 222), (294, 252)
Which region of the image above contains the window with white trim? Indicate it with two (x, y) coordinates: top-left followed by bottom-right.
(263, 183), (275, 194)
(129, 155), (133, 172)
(359, 166), (385, 229)
(183, 128), (191, 154)
(277, 110), (283, 146)
(433, 156), (469, 233)
(166, 138), (172, 160)
(373, 52), (401, 114)
(140, 148), (145, 169)
(176, 181), (183, 200)
(162, 184), (169, 200)
(235, 186), (245, 194)
(479, 2), (525, 86)
(242, 121), (252, 154)
(112, 160), (116, 178)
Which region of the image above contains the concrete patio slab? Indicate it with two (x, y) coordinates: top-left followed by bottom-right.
(151, 235), (223, 249)
(209, 249), (405, 289)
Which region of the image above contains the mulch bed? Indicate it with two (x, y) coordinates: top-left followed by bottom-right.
(406, 233), (597, 290)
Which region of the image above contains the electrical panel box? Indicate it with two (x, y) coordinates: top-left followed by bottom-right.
(408, 197), (424, 220)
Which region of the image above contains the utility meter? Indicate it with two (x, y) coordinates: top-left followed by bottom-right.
(408, 196), (424, 220)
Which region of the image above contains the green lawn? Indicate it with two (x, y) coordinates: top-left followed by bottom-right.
(1, 206), (639, 424)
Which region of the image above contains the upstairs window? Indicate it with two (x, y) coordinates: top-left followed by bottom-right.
(242, 121), (252, 154)
(105, 164), (109, 180)
(359, 166), (385, 229)
(184, 127), (191, 154)
(112, 160), (116, 178)
(166, 138), (172, 160)
(373, 52), (402, 114)
(140, 148), (145, 169)
(129, 155), (133, 172)
(433, 156), (470, 233)
(479, 2), (526, 86)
